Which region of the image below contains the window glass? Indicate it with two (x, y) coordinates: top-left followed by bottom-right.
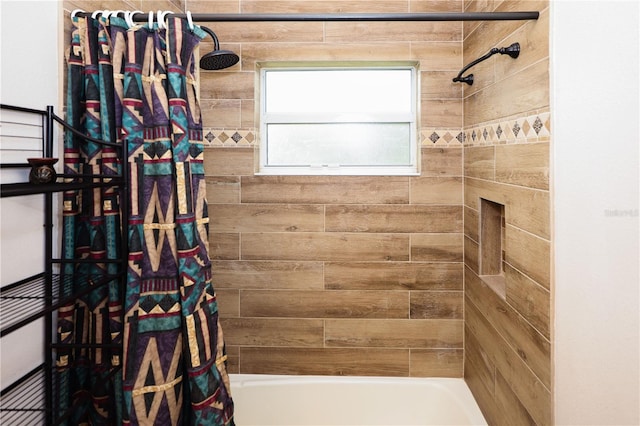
(257, 62), (420, 175)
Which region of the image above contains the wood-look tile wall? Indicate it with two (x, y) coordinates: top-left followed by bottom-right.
(191, 0), (466, 377)
(462, 1), (551, 424)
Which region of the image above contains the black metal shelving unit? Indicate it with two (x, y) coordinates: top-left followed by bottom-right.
(0, 103), (127, 425)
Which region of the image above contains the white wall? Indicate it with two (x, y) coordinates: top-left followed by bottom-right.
(0, 1), (60, 389)
(552, 1), (640, 424)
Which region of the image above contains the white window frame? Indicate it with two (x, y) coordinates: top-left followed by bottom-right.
(255, 61), (421, 176)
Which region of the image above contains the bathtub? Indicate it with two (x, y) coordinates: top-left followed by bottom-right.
(229, 374), (487, 425)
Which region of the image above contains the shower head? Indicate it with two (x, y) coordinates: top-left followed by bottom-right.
(199, 26), (239, 70)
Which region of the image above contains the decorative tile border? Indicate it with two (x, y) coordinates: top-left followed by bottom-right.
(204, 129), (255, 147)
(203, 128), (466, 148)
(463, 110), (551, 147)
(420, 129), (464, 147)
(202, 110), (550, 148)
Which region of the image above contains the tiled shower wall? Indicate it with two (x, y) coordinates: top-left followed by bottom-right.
(462, 1), (551, 424)
(60, 8), (552, 420)
(191, 0), (467, 376)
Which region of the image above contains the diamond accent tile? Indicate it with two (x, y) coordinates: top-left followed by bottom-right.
(512, 122), (521, 137)
(429, 132), (440, 143)
(496, 125), (503, 139)
(231, 132), (243, 143)
(533, 117), (543, 135)
(522, 120), (532, 137)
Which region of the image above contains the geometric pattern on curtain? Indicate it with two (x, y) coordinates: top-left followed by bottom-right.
(120, 16), (234, 426)
(57, 14), (124, 426)
(58, 14), (234, 426)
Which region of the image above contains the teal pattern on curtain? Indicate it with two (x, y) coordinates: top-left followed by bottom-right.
(57, 14), (124, 425)
(58, 14), (234, 425)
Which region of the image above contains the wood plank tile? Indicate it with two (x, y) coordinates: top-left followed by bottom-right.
(421, 147), (463, 177)
(465, 235), (480, 274)
(465, 297), (551, 426)
(241, 290), (409, 319)
(422, 99), (463, 128)
(410, 41), (463, 71)
(201, 99), (241, 128)
(220, 318), (324, 347)
(212, 260), (324, 290)
(411, 233), (463, 262)
(239, 347), (410, 376)
(410, 176), (463, 204)
(505, 263), (550, 339)
(240, 100), (255, 128)
(242, 43), (412, 69)
(466, 266), (550, 388)
(205, 22), (324, 43)
(325, 319), (462, 348)
(203, 147), (254, 176)
(464, 327), (496, 397)
(495, 142), (549, 190)
(324, 262), (463, 291)
(494, 7), (550, 83)
(224, 345), (240, 374)
(241, 176), (409, 204)
(325, 205), (462, 233)
(410, 349), (463, 377)
(187, 0), (239, 13)
(410, 291), (463, 319)
(422, 71), (463, 99)
(200, 71), (254, 100)
(242, 0), (410, 13)
(495, 369), (538, 426)
(464, 177), (549, 239)
(205, 176), (240, 204)
(241, 232), (410, 261)
(410, 0), (464, 14)
(464, 59), (549, 125)
(505, 224), (550, 289)
(464, 205), (479, 242)
(211, 203), (324, 232)
(464, 1), (548, 72)
(464, 146), (495, 180)
(210, 232), (239, 260)
(325, 21), (461, 43)
(215, 289), (240, 318)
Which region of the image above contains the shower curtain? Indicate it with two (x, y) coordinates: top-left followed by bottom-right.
(57, 14), (234, 426)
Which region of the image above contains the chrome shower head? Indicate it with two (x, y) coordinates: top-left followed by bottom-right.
(199, 26), (239, 70)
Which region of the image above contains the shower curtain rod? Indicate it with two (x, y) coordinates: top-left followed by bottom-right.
(78, 11), (539, 22)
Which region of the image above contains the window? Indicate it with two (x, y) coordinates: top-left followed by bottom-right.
(256, 62), (420, 175)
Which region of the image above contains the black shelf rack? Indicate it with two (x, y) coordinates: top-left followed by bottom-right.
(0, 103), (128, 425)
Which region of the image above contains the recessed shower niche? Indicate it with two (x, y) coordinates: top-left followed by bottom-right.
(479, 198), (506, 298)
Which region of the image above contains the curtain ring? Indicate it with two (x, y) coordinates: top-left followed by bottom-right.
(158, 10), (173, 29)
(100, 10), (111, 20)
(148, 11), (154, 28)
(126, 10), (143, 28)
(70, 9), (84, 19)
(91, 10), (103, 19)
(186, 11), (195, 31)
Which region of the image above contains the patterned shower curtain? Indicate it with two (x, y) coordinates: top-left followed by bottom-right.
(57, 13), (234, 426)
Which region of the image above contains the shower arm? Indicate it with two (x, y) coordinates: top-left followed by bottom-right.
(453, 42), (520, 85)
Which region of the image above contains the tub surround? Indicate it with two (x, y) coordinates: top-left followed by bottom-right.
(58, 0), (552, 422)
(194, 0), (467, 379)
(462, 2), (551, 424)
